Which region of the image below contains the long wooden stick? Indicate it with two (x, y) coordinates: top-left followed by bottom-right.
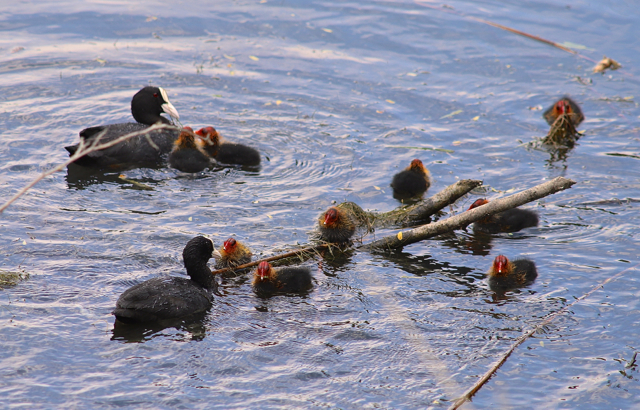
(222, 178), (574, 271)
(209, 179), (484, 274)
(415, 1), (599, 62)
(0, 123), (179, 214)
(361, 177), (576, 250)
(448, 262), (640, 409)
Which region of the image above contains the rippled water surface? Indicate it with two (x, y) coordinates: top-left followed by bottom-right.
(2, 1), (640, 408)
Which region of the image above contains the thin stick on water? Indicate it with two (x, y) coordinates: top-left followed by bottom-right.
(0, 123), (180, 214)
(448, 261), (640, 410)
(415, 1), (598, 62)
(209, 244), (331, 276)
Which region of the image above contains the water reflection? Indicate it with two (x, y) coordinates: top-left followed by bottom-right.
(377, 248), (479, 295)
(111, 313), (209, 343)
(439, 230), (494, 256)
(318, 247), (354, 275)
(65, 163), (162, 190)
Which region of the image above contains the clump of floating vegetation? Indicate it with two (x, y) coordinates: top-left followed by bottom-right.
(0, 269), (30, 289)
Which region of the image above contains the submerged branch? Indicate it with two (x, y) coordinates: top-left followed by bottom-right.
(361, 177), (576, 251)
(448, 261), (640, 410)
(0, 123), (179, 214)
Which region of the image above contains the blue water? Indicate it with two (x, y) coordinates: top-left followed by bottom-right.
(1, 1), (640, 408)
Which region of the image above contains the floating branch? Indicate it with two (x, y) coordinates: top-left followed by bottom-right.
(448, 261), (640, 410)
(0, 123), (180, 214)
(208, 179), (483, 274)
(361, 177), (576, 251)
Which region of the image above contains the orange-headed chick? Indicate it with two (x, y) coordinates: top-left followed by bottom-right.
(213, 237), (252, 269)
(543, 96), (584, 127)
(487, 255), (537, 292)
(168, 127), (211, 173)
(318, 204), (356, 243)
(252, 261), (313, 294)
(194, 126), (222, 157)
(390, 158), (431, 200)
(467, 198), (538, 233)
(195, 126), (260, 166)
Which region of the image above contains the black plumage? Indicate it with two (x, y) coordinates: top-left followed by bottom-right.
(113, 236), (216, 323)
(66, 86), (180, 168)
(252, 262), (313, 295)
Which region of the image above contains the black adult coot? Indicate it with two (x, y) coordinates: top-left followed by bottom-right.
(195, 126), (261, 166)
(168, 127), (211, 173)
(318, 204), (357, 243)
(467, 198), (539, 233)
(213, 237), (252, 269)
(543, 96), (584, 127)
(113, 236), (217, 323)
(252, 261), (313, 294)
(390, 158), (431, 199)
(66, 86), (181, 168)
(487, 255), (537, 292)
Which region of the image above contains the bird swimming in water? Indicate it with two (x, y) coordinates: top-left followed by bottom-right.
(390, 158), (431, 200)
(252, 261), (313, 295)
(168, 127), (211, 173)
(112, 236), (217, 323)
(66, 86), (180, 168)
(467, 198), (538, 233)
(487, 255), (537, 292)
(213, 237), (252, 269)
(195, 126), (261, 166)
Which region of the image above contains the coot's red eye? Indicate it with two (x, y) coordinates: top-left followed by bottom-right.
(153, 93), (159, 98)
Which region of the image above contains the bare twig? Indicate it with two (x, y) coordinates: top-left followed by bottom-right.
(361, 177), (576, 251)
(210, 243), (332, 276)
(0, 123), (179, 214)
(475, 18), (576, 55)
(415, 1), (598, 62)
(449, 261), (640, 409)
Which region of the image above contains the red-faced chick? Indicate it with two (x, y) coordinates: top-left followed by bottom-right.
(543, 96), (584, 127)
(467, 198), (538, 233)
(318, 204), (357, 243)
(213, 237), (252, 269)
(195, 126), (260, 166)
(487, 255), (537, 292)
(168, 127), (211, 173)
(252, 261), (313, 295)
(390, 158), (431, 200)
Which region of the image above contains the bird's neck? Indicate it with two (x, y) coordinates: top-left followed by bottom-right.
(185, 260), (216, 289)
